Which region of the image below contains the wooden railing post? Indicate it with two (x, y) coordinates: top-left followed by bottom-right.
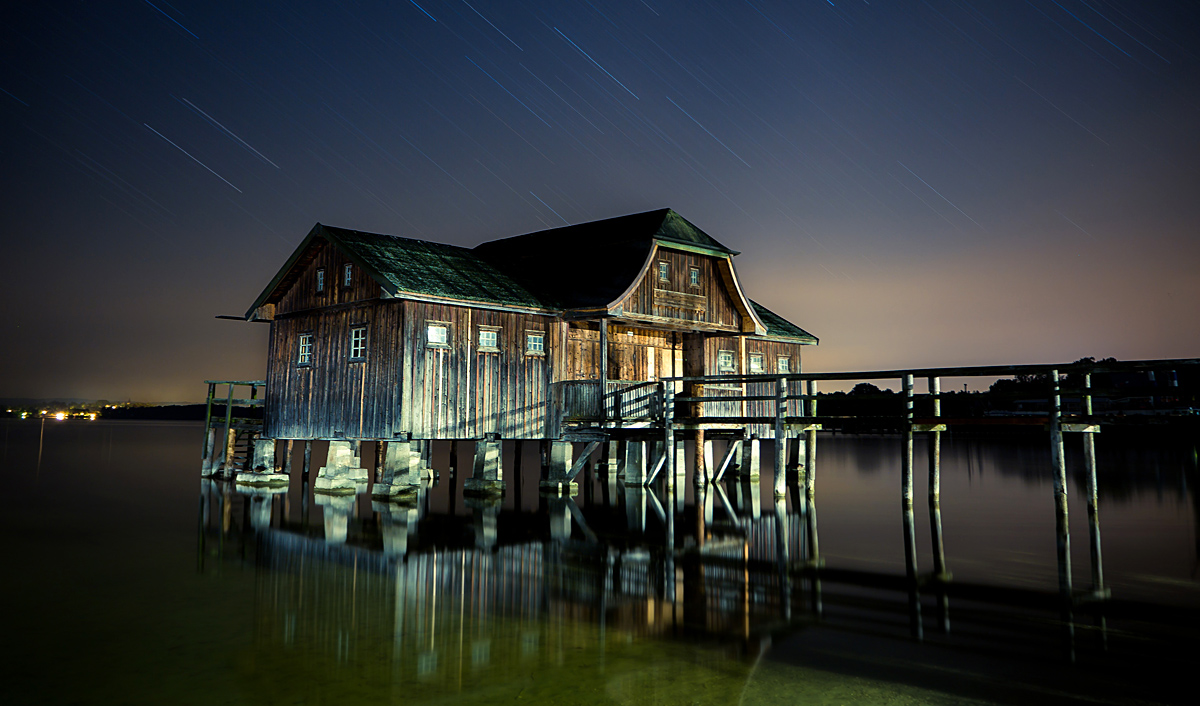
(773, 377), (788, 497)
(663, 382), (675, 491)
(805, 379), (817, 501)
(1050, 370), (1073, 599)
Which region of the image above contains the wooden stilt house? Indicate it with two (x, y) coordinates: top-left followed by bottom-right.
(244, 209), (817, 442)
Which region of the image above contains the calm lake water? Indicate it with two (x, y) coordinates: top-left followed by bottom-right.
(2, 419), (1197, 705)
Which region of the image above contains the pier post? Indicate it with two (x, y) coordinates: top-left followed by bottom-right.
(773, 377), (788, 497)
(663, 384), (676, 491)
(1050, 370), (1074, 600)
(1083, 373), (1106, 596)
(902, 375), (915, 508)
(465, 435), (505, 495)
(804, 380), (818, 502)
(201, 427), (222, 477)
(928, 376), (948, 582)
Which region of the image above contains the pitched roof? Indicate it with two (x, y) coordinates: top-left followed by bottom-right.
(327, 226), (545, 309)
(750, 301), (818, 344)
(472, 208), (736, 309)
(247, 210), (816, 345)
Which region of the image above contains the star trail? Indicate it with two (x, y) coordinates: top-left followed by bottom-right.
(1, 1), (1197, 401)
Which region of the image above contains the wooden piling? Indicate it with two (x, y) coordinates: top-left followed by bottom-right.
(804, 380), (817, 501)
(773, 377), (788, 497)
(1050, 370), (1073, 599)
(902, 375), (914, 507)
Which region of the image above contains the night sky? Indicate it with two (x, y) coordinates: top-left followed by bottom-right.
(2, 1), (1197, 402)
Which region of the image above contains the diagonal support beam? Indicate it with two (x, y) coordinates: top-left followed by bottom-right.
(564, 441), (601, 483)
(643, 450), (667, 486)
(712, 440), (742, 483)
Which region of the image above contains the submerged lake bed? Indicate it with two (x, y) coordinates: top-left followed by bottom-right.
(1, 419), (1197, 705)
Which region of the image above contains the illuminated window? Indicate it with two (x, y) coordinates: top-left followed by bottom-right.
(657, 261), (669, 281)
(526, 332), (545, 354)
(479, 328), (499, 350)
(749, 353), (763, 373)
(717, 350), (735, 373)
(777, 357), (791, 374)
(316, 268), (325, 292)
(689, 267), (700, 287)
(343, 263), (353, 286)
(349, 327), (367, 360)
(427, 323), (449, 346)
(297, 333), (313, 366)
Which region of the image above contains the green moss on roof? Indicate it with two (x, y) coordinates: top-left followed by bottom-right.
(327, 226), (547, 309)
(750, 300), (818, 344)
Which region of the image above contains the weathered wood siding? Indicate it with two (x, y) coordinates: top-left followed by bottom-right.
(275, 238), (382, 316)
(401, 301), (563, 439)
(618, 247), (741, 331)
(265, 300), (403, 440)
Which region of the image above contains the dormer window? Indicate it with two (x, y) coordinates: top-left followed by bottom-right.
(657, 261), (669, 282)
(689, 267), (701, 288)
(343, 263), (353, 287)
(316, 268), (325, 292)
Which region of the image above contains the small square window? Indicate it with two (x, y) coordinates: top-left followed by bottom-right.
(657, 261), (669, 282)
(297, 333), (313, 366)
(689, 267), (700, 287)
(479, 329), (498, 350)
(717, 350), (735, 373)
(427, 324), (449, 346)
(316, 268), (325, 292)
(526, 332), (545, 354)
(749, 353), (763, 373)
(778, 357), (791, 374)
(343, 263), (353, 287)
(349, 327), (367, 360)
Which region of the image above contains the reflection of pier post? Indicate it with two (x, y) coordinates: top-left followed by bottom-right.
(773, 497), (791, 621)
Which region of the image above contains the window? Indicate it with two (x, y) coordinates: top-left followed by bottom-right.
(343, 263), (353, 287)
(297, 333), (313, 366)
(526, 331), (545, 354)
(749, 353), (763, 373)
(349, 327), (367, 360)
(689, 267), (701, 287)
(717, 350), (735, 373)
(478, 328), (499, 350)
(316, 268), (325, 292)
(777, 356), (791, 374)
(427, 323), (449, 346)
(657, 261), (669, 282)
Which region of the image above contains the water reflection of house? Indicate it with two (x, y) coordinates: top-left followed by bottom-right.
(243, 209), (816, 441)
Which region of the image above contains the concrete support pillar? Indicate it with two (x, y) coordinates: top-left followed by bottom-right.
(237, 438), (289, 486)
(786, 434), (803, 475)
(623, 440), (647, 486)
(315, 440), (367, 493)
(464, 436), (505, 495)
(542, 441), (578, 494)
(373, 440), (422, 498)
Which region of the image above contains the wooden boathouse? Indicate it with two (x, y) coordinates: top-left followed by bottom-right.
(212, 209), (817, 494)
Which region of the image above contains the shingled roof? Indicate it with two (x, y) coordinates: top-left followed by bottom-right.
(750, 301), (818, 344)
(472, 208), (737, 309)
